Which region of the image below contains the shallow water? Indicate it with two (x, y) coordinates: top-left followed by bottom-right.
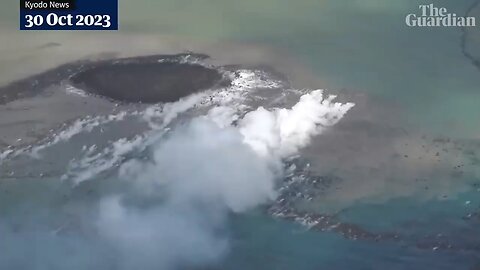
(1, 0), (480, 269)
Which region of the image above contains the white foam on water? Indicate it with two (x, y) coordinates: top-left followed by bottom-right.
(0, 149), (13, 161)
(0, 111), (131, 164)
(63, 135), (145, 184)
(65, 84), (88, 97)
(229, 69), (283, 90)
(142, 92), (209, 129)
(30, 111), (128, 157)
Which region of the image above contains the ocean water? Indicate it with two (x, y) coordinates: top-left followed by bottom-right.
(0, 0), (479, 269)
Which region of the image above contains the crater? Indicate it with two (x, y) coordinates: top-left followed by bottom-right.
(70, 57), (228, 103)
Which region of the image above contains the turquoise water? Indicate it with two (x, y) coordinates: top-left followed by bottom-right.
(338, 189), (479, 232)
(225, 212), (478, 270)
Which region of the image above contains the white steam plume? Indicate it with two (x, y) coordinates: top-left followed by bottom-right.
(93, 89), (354, 269)
(96, 118), (277, 269)
(0, 89), (354, 270)
(210, 90), (355, 158)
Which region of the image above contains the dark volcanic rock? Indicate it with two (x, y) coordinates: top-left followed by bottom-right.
(70, 59), (228, 103)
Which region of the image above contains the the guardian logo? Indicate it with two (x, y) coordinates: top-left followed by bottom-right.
(406, 4), (476, 27)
